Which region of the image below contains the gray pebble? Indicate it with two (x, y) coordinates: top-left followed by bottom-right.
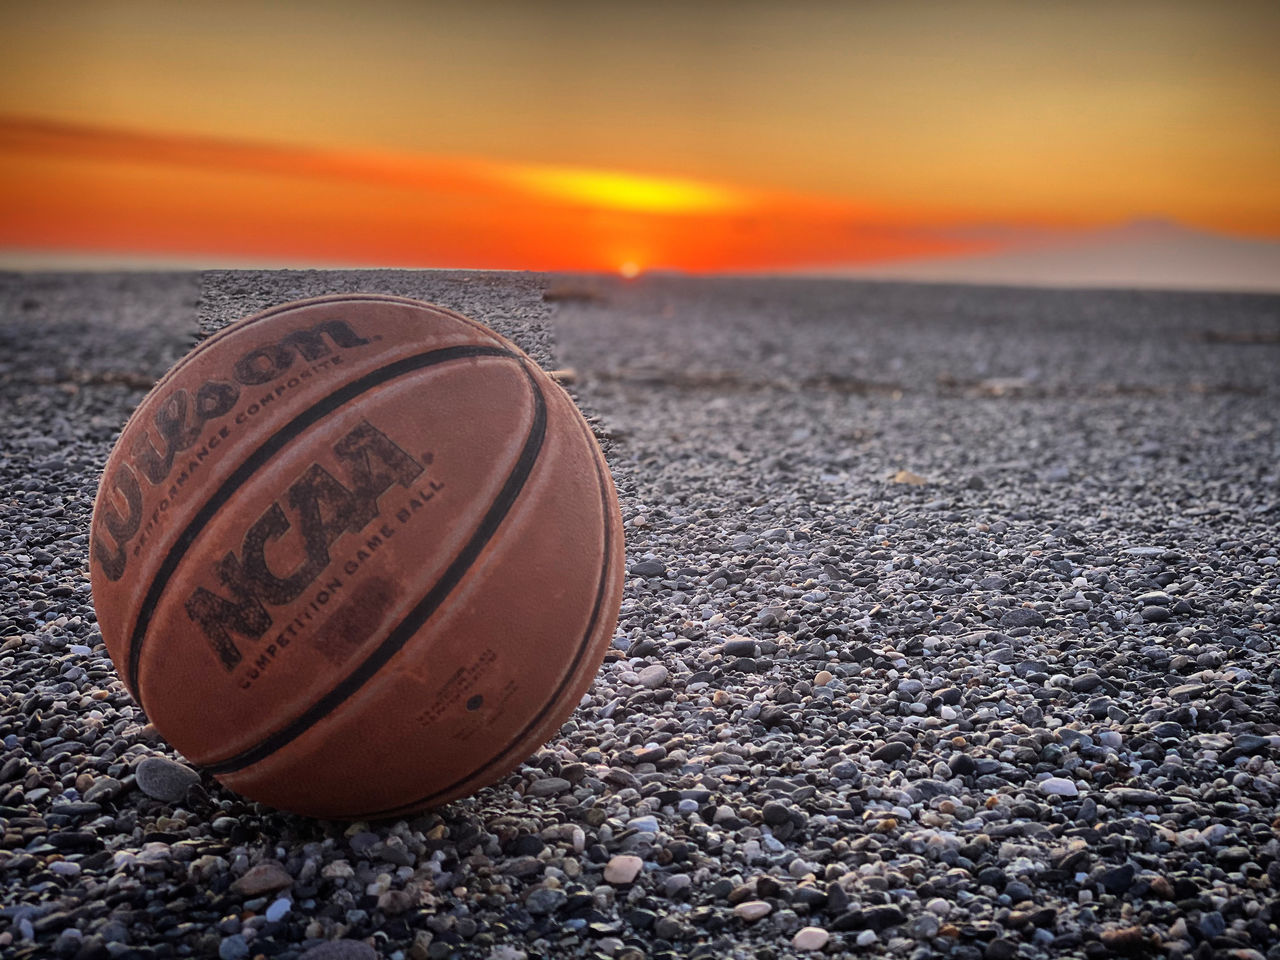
(630, 559), (666, 578)
(298, 942), (379, 960)
(134, 756), (199, 803)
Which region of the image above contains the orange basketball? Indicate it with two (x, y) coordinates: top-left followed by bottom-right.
(89, 294), (624, 819)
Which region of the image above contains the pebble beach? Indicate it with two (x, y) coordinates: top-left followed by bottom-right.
(1, 270), (1278, 959)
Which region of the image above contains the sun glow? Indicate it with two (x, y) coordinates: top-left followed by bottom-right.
(505, 166), (749, 215)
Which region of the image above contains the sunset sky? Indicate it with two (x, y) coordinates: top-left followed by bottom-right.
(1, 0), (1278, 273)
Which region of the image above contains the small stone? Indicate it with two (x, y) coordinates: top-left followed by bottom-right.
(712, 804), (737, 823)
(792, 927), (830, 951)
(527, 777), (571, 797)
(734, 900), (772, 922)
(219, 935), (250, 960)
(1000, 608), (1045, 629)
(1100, 927), (1154, 953)
(1098, 863), (1135, 894)
(1039, 777), (1078, 797)
(870, 741), (910, 763)
(298, 942), (379, 960)
(265, 899), (290, 923)
(908, 914), (940, 939)
(82, 777), (123, 804)
(814, 670), (833, 686)
(631, 560), (666, 578)
(1141, 605), (1172, 622)
(762, 801), (791, 825)
(663, 874), (693, 898)
(1106, 788), (1165, 806)
(1231, 733), (1269, 755)
(863, 905), (905, 929)
(1004, 880), (1034, 902)
(604, 855), (643, 884)
(377, 889), (414, 915)
(231, 862), (293, 897)
(525, 887), (566, 915)
(135, 757), (199, 803)
(856, 930), (877, 946)
(653, 915), (684, 939)
(831, 760), (859, 780)
(1216, 846), (1251, 868)
(1123, 546), (1165, 557)
(722, 637), (758, 656)
(1198, 911), (1226, 939)
(637, 664), (669, 689)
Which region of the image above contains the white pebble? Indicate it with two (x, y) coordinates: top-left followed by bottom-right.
(603, 855), (643, 884)
(733, 900), (772, 921)
(1039, 777), (1079, 797)
(792, 926), (830, 951)
(856, 929), (878, 946)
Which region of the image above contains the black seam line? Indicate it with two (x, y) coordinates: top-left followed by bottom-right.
(153, 296), (502, 420)
(125, 343), (518, 699)
(151, 296), (422, 398)
(202, 360), (548, 776)
(358, 404), (617, 819)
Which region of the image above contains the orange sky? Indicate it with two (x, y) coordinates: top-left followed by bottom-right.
(1, 0), (1278, 272)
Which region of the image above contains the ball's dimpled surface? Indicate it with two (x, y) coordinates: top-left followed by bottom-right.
(89, 295), (624, 818)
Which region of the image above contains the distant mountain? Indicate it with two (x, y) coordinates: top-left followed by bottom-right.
(809, 220), (1280, 293)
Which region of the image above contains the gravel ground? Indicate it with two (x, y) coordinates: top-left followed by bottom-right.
(1, 271), (1278, 960)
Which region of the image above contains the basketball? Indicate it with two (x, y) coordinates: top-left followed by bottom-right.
(88, 294), (625, 819)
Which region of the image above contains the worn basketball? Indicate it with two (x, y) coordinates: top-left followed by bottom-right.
(89, 294), (624, 819)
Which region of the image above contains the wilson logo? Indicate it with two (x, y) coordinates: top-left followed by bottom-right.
(93, 319), (371, 582)
(185, 420), (423, 671)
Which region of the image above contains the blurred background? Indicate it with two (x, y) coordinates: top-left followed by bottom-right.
(2, 0), (1278, 289)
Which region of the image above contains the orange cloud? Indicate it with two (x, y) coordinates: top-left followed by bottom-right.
(0, 115), (985, 272)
